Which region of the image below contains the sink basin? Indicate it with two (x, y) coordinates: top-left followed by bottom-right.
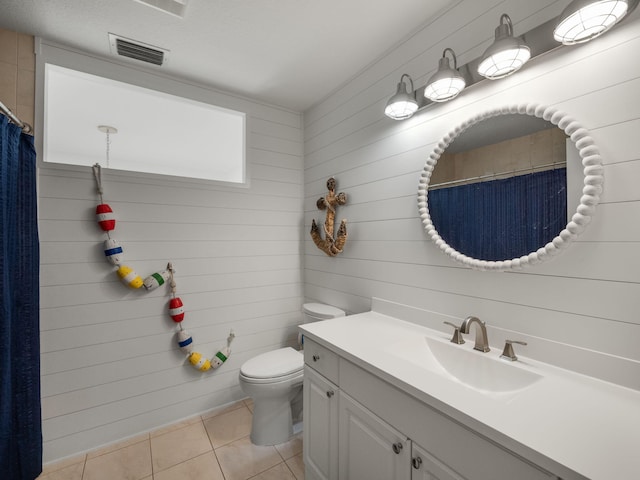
(386, 335), (543, 395)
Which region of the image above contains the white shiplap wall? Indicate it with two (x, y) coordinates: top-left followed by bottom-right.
(303, 0), (640, 385)
(37, 41), (304, 462)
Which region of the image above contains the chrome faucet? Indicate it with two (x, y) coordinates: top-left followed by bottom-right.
(459, 316), (490, 352)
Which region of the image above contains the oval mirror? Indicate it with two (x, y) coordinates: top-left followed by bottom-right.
(417, 103), (604, 271)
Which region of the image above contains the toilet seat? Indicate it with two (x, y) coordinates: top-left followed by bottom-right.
(240, 347), (303, 383)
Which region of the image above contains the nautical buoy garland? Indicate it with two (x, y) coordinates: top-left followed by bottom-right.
(92, 162), (234, 371)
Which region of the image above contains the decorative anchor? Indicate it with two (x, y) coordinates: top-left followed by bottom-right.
(310, 177), (348, 257)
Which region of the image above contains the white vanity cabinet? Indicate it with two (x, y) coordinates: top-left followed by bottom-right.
(303, 342), (340, 480)
(338, 390), (411, 480)
(410, 443), (467, 480)
(303, 337), (558, 480)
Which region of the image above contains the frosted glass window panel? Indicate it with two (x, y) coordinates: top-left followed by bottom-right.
(44, 64), (245, 183)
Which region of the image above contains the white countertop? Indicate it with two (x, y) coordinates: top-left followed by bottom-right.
(299, 311), (640, 480)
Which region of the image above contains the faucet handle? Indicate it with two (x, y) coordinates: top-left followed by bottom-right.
(443, 321), (465, 345)
(500, 339), (527, 361)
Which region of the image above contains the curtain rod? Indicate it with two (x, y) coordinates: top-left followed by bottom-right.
(428, 161), (566, 190)
(0, 100), (32, 134)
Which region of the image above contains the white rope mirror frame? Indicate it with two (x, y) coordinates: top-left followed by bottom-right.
(417, 103), (604, 271)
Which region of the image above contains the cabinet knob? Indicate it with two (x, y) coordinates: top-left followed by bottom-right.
(392, 442), (403, 454)
(326, 390), (334, 398)
(412, 456), (422, 469)
(312, 354), (320, 362)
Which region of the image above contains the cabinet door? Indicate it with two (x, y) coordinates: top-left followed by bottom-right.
(339, 391), (411, 480)
(304, 366), (339, 480)
(411, 443), (467, 480)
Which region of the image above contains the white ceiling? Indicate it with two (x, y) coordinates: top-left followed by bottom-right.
(1, 0), (455, 111)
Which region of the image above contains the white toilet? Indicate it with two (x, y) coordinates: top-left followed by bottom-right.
(239, 303), (345, 445)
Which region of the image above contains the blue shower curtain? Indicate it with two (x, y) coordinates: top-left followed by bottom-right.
(0, 115), (41, 479)
(429, 168), (567, 261)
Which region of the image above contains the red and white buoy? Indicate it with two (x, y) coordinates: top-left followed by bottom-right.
(96, 203), (116, 231)
(169, 297), (185, 322)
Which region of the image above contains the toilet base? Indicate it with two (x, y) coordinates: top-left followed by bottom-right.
(292, 420), (303, 435)
(250, 396), (295, 446)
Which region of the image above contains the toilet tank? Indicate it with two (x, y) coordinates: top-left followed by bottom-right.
(302, 303), (345, 324)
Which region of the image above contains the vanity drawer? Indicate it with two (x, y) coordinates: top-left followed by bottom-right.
(304, 338), (339, 384)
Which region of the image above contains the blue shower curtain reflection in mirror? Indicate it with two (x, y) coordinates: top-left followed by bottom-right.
(0, 115), (42, 479)
(429, 169), (567, 261)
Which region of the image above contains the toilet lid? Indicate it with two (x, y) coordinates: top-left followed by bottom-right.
(240, 347), (303, 379)
(303, 303), (345, 319)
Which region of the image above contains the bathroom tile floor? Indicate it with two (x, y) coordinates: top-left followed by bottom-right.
(37, 399), (305, 480)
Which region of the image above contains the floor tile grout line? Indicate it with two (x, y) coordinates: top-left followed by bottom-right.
(205, 404), (254, 450)
(153, 450), (221, 479)
(201, 416), (230, 480)
(245, 460), (288, 480)
(200, 415), (216, 452)
(283, 458), (299, 480)
(210, 447), (228, 480)
(148, 432), (155, 478)
(150, 422), (216, 475)
(81, 454), (87, 480)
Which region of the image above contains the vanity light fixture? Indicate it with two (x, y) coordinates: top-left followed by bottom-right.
(424, 48), (466, 102)
(554, 0), (631, 45)
(477, 14), (531, 80)
(384, 73), (419, 120)
(383, 2), (638, 120)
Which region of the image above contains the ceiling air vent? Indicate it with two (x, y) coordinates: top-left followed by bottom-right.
(108, 34), (169, 66)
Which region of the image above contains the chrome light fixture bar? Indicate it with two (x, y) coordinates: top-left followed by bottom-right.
(386, 1), (639, 120)
(424, 48), (466, 102)
(554, 0), (635, 44)
(384, 73), (419, 120)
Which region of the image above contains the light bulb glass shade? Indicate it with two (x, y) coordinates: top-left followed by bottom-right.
(424, 50), (466, 102)
(384, 94), (419, 120)
(384, 74), (418, 120)
(478, 14), (531, 80)
(554, 0), (628, 44)
(477, 44), (531, 79)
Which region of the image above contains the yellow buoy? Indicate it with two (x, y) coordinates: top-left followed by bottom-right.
(189, 352), (211, 371)
(116, 265), (143, 289)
